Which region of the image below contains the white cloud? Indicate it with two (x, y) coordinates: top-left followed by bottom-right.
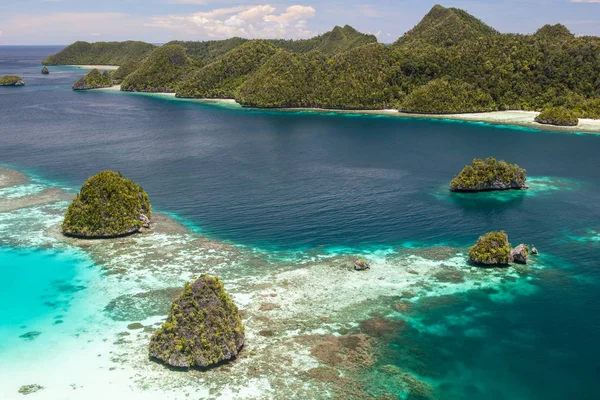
(146, 4), (317, 39)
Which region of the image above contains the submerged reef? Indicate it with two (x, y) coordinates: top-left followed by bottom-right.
(72, 68), (113, 90)
(0, 75), (24, 86)
(62, 170), (151, 238)
(450, 157), (527, 192)
(149, 275), (245, 368)
(469, 231), (512, 266)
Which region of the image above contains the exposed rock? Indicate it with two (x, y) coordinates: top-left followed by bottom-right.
(62, 170), (151, 238)
(149, 275), (244, 369)
(532, 247), (539, 255)
(469, 231), (512, 266)
(354, 258), (370, 271)
(450, 157), (527, 192)
(18, 384), (44, 395)
(41, 66), (50, 75)
(0, 75), (25, 86)
(511, 244), (530, 264)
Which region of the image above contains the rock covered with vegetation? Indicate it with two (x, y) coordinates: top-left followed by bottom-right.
(469, 231), (512, 265)
(72, 68), (113, 90)
(401, 79), (496, 114)
(42, 40), (155, 66)
(149, 275), (245, 368)
(41, 66), (50, 75)
(450, 157), (527, 192)
(62, 170), (151, 238)
(535, 107), (579, 126)
(0, 75), (24, 86)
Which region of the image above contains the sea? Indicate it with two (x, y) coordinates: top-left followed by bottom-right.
(0, 45), (598, 400)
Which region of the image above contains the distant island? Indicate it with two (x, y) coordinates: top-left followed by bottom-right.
(0, 75), (24, 86)
(450, 157), (527, 192)
(43, 5), (600, 120)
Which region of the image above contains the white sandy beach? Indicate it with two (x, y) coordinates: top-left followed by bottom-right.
(68, 65), (120, 70)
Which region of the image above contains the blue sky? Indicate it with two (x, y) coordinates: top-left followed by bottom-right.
(1, 0), (599, 45)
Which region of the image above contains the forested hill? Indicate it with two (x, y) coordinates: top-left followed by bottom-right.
(42, 41), (156, 65)
(49, 5), (600, 118)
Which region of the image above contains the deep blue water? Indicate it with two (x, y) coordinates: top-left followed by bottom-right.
(1, 46), (599, 399)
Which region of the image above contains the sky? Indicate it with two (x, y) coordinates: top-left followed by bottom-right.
(0, 0), (599, 45)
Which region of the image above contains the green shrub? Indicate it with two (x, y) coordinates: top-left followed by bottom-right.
(62, 170), (151, 238)
(450, 157), (527, 192)
(469, 231), (512, 265)
(535, 107), (579, 126)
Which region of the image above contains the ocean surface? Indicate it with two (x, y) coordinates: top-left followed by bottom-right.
(0, 46), (599, 399)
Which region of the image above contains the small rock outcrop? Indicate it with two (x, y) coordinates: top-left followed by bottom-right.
(0, 75), (25, 86)
(18, 384), (44, 395)
(62, 170), (151, 238)
(511, 244), (529, 264)
(354, 258), (370, 271)
(532, 247), (539, 255)
(469, 231), (512, 266)
(72, 68), (113, 90)
(450, 157), (527, 192)
(41, 66), (50, 75)
(149, 275), (245, 368)
(535, 107), (578, 127)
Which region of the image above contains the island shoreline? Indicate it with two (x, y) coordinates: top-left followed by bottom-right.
(100, 86), (600, 134)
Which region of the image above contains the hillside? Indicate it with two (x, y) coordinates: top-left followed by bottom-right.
(394, 4), (498, 47)
(42, 41), (155, 65)
(121, 44), (194, 92)
(176, 40), (279, 99)
(271, 25), (378, 55)
(59, 5), (600, 118)
(166, 37), (249, 65)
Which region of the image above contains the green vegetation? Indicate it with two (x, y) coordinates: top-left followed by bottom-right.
(535, 107), (579, 126)
(238, 44), (403, 109)
(111, 60), (141, 84)
(72, 68), (113, 90)
(42, 41), (155, 65)
(177, 41), (279, 99)
(271, 25), (377, 55)
(149, 275), (245, 368)
(58, 5), (600, 116)
(394, 4), (499, 47)
(62, 170), (151, 238)
(0, 75), (24, 86)
(401, 79), (496, 113)
(469, 231), (512, 266)
(450, 157), (527, 192)
(167, 38), (249, 65)
(121, 44), (193, 92)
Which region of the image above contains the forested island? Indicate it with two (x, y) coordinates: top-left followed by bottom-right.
(44, 5), (600, 120)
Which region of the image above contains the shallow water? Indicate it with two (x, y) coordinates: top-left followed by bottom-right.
(0, 46), (599, 400)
